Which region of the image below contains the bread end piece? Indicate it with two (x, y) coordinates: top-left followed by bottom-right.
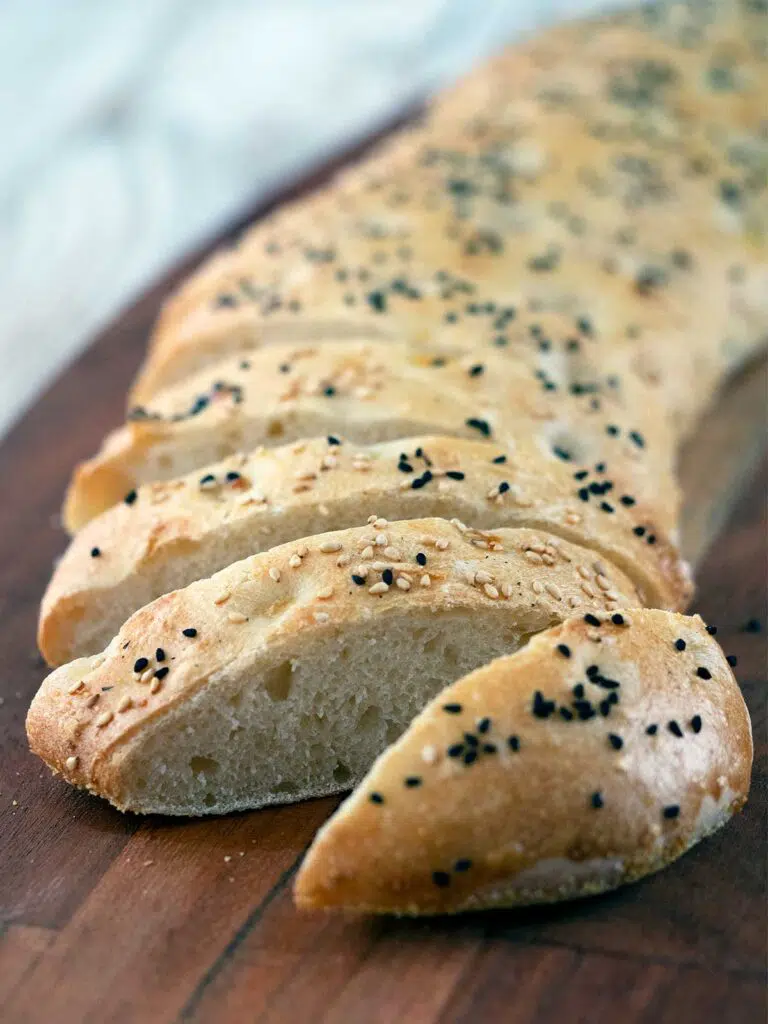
(294, 609), (752, 914)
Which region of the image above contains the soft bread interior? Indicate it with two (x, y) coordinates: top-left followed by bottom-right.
(102, 613), (534, 816)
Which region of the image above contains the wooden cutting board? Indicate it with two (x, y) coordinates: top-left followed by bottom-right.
(0, 140), (765, 1024)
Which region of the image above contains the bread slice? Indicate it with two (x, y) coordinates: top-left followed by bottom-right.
(26, 518), (641, 815)
(42, 434), (689, 665)
(64, 340), (678, 532)
(295, 608), (752, 914)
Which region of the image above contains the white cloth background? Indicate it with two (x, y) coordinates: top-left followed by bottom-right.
(0, 0), (628, 438)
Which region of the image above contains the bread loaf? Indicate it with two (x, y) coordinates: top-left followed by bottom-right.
(295, 609), (752, 913)
(27, 518), (641, 815)
(27, 0), (766, 914)
(42, 433), (689, 665)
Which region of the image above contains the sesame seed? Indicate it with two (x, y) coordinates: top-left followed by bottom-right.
(214, 591), (231, 605)
(420, 574), (431, 587)
(289, 554), (302, 568)
(435, 539), (449, 551)
(545, 583), (562, 601)
(484, 584), (499, 599)
(368, 582), (389, 595)
(95, 711), (113, 728)
(65, 756), (79, 771)
(228, 611), (248, 624)
(150, 678), (162, 694)
(320, 540), (343, 553)
(268, 567), (281, 582)
(68, 681), (85, 695)
(117, 695), (133, 713)
(313, 611), (330, 623)
(85, 693), (100, 707)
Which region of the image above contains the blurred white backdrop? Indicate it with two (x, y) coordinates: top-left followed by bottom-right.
(0, 0), (628, 437)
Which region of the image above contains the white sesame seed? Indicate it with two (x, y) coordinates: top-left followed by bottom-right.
(294, 469), (317, 481)
(150, 677), (162, 693)
(581, 583), (596, 598)
(491, 542), (504, 552)
(484, 583), (500, 599)
(228, 611), (248, 624)
(297, 544), (309, 557)
(354, 566), (370, 579)
(475, 570), (494, 585)
(421, 745), (438, 764)
(317, 587), (334, 600)
(85, 693), (100, 707)
(435, 539), (449, 550)
(374, 533), (388, 547)
(65, 756), (79, 771)
(568, 595), (581, 607)
(321, 455), (338, 470)
(374, 518), (388, 528)
(532, 580), (544, 594)
(269, 567), (281, 582)
(371, 561), (390, 571)
(140, 668), (154, 684)
(368, 582), (389, 595)
(501, 582), (513, 598)
(95, 711), (113, 728)
(320, 540), (342, 553)
(472, 539), (489, 549)
(420, 574), (431, 587)
(383, 547), (402, 560)
(396, 577), (411, 591)
(399, 480), (411, 490)
(117, 695), (133, 713)
(288, 554), (302, 568)
(313, 611), (330, 623)
(545, 582), (562, 601)
(578, 566), (592, 580)
(367, 514), (378, 524)
(361, 545), (374, 560)
(336, 554), (351, 567)
(68, 681), (84, 695)
(596, 574), (612, 591)
(525, 551), (543, 564)
(214, 591), (231, 605)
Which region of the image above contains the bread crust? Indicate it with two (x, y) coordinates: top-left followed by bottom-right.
(294, 609), (752, 913)
(42, 433), (689, 664)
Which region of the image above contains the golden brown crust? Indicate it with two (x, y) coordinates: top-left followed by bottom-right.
(294, 609), (752, 914)
(42, 433), (690, 665)
(27, 518), (641, 811)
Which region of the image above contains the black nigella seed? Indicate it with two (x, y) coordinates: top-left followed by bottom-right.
(620, 495), (636, 507)
(447, 744), (465, 758)
(327, 435), (341, 445)
(90, 547), (101, 558)
(556, 644), (571, 658)
(382, 569), (394, 586)
(532, 691), (556, 718)
(154, 667), (170, 680)
(445, 470), (465, 481)
(574, 470), (589, 481)
(675, 639), (686, 651)
(601, 501), (615, 513)
(465, 417), (491, 437)
(586, 665), (599, 677)
(584, 614), (601, 626)
(454, 858), (472, 872)
(553, 446), (572, 462)
(629, 430), (645, 448)
(726, 655), (738, 667)
(370, 792), (384, 804)
(599, 699), (613, 717)
(468, 364), (484, 377)
(608, 733), (624, 750)
(405, 776), (422, 788)
(744, 618), (761, 633)
(225, 471), (241, 482)
(508, 735), (521, 752)
(573, 683), (585, 699)
(182, 628), (197, 638)
(696, 667), (712, 680)
(483, 743), (497, 754)
(477, 717), (491, 734)
(464, 750), (478, 765)
(578, 488), (590, 502)
(464, 733), (479, 748)
(573, 700), (596, 721)
(668, 720), (683, 738)
(199, 473), (216, 486)
(398, 461), (413, 473)
(706, 624), (717, 635)
(663, 805), (680, 819)
(633, 525), (646, 537)
(352, 574), (366, 586)
(646, 724), (658, 735)
(591, 792), (604, 809)
(124, 490), (137, 506)
(416, 552), (427, 566)
(443, 703), (463, 714)
(432, 871), (451, 888)
(690, 715), (703, 733)
(155, 648), (165, 662)
(606, 424), (620, 437)
(498, 481), (510, 494)
(323, 386), (336, 397)
(559, 707), (574, 721)
(492, 454), (507, 464)
(611, 613), (625, 626)
(133, 658), (149, 673)
(646, 534), (656, 545)
(367, 290), (387, 312)
(595, 462), (606, 474)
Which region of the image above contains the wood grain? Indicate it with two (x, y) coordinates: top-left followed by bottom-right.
(0, 151), (765, 1022)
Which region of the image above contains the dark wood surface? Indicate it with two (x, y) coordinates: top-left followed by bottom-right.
(0, 143), (766, 1023)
